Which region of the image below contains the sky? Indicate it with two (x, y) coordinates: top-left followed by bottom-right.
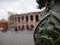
(0, 0), (42, 20)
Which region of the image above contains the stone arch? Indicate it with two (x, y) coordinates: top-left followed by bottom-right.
(22, 25), (25, 30)
(26, 16), (28, 22)
(26, 25), (29, 30)
(31, 25), (34, 28)
(35, 15), (39, 22)
(30, 24), (34, 30)
(18, 17), (20, 22)
(30, 15), (33, 21)
(18, 25), (21, 29)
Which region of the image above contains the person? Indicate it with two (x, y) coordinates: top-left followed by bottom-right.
(15, 28), (18, 32)
(10, 27), (15, 32)
(34, 0), (60, 45)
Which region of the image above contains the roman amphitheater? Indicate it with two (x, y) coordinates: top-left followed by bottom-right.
(8, 12), (42, 30)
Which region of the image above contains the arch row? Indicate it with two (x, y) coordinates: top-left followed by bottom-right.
(17, 24), (35, 30)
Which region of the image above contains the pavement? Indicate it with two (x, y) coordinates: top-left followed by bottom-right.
(0, 30), (34, 45)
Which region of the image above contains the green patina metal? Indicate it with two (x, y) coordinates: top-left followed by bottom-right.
(34, 0), (60, 45)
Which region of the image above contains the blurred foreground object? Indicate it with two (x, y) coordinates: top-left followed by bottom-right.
(34, 0), (60, 45)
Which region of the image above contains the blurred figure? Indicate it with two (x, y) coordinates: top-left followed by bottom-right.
(2, 27), (8, 32)
(10, 28), (15, 32)
(15, 28), (19, 32)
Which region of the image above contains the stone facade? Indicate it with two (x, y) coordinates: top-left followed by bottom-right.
(8, 12), (42, 30)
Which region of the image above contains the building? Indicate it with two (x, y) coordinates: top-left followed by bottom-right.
(0, 19), (8, 28)
(8, 12), (42, 30)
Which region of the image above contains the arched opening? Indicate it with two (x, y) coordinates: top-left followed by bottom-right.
(22, 25), (25, 30)
(18, 26), (21, 29)
(18, 17), (20, 22)
(31, 25), (34, 28)
(26, 16), (28, 22)
(26, 25), (29, 30)
(30, 25), (34, 30)
(30, 15), (33, 21)
(35, 15), (39, 22)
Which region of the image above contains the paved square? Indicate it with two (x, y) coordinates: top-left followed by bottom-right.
(0, 31), (34, 45)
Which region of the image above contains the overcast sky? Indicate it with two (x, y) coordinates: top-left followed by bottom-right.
(0, 0), (41, 20)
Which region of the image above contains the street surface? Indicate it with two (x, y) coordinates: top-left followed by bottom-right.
(0, 30), (34, 45)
